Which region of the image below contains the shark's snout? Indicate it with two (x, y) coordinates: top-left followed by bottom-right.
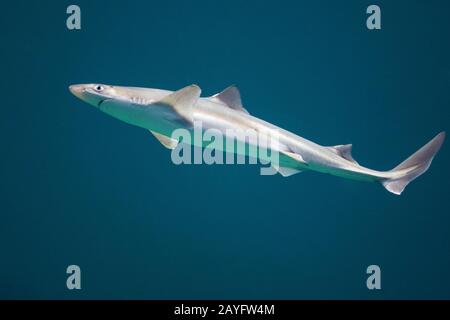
(69, 84), (84, 99)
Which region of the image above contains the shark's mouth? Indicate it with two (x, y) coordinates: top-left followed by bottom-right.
(97, 99), (106, 107)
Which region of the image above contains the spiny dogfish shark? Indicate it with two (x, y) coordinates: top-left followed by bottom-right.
(69, 83), (445, 195)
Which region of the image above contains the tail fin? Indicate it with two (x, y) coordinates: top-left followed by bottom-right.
(381, 131), (445, 195)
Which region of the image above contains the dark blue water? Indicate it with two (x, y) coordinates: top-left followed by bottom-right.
(1, 0), (449, 299)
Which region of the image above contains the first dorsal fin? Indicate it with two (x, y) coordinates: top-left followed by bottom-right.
(159, 84), (201, 122)
(327, 144), (358, 164)
(211, 85), (249, 114)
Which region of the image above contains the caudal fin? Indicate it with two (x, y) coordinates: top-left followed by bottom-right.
(381, 131), (445, 195)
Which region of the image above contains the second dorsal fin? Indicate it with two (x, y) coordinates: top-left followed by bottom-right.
(211, 85), (249, 114)
(327, 144), (358, 164)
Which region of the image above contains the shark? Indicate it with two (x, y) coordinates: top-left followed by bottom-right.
(69, 83), (445, 195)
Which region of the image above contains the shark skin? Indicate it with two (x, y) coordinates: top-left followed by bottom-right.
(69, 83), (445, 195)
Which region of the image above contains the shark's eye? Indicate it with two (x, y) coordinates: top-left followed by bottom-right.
(95, 85), (104, 92)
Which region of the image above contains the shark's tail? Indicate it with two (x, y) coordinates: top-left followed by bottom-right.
(381, 131), (445, 195)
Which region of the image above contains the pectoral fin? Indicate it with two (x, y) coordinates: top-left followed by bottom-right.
(150, 130), (178, 149)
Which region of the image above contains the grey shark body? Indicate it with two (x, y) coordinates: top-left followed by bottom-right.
(69, 83), (445, 195)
